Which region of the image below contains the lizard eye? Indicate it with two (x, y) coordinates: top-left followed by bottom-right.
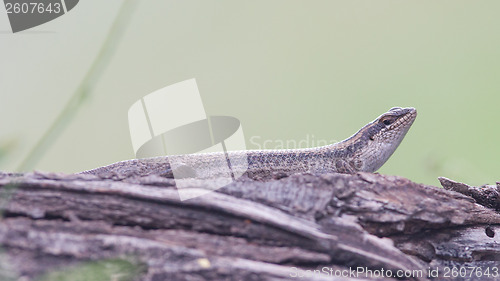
(380, 117), (396, 126)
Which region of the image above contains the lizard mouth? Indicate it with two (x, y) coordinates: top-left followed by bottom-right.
(400, 107), (417, 126)
(387, 107), (417, 131)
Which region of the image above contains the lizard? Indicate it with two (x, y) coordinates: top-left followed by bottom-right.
(80, 107), (417, 180)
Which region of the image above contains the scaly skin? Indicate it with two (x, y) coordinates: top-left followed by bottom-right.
(80, 107), (417, 179)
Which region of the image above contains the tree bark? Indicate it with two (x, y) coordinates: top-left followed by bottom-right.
(0, 171), (498, 281)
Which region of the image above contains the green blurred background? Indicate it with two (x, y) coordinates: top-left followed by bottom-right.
(1, 0), (499, 186)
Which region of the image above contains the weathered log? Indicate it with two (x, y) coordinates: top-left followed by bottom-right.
(0, 171), (498, 281)
(439, 177), (500, 211)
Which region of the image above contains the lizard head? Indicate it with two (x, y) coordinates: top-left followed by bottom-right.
(359, 107), (417, 172)
(333, 107), (417, 173)
(370, 107), (417, 140)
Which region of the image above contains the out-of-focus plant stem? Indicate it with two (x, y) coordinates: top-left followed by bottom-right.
(18, 0), (138, 171)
